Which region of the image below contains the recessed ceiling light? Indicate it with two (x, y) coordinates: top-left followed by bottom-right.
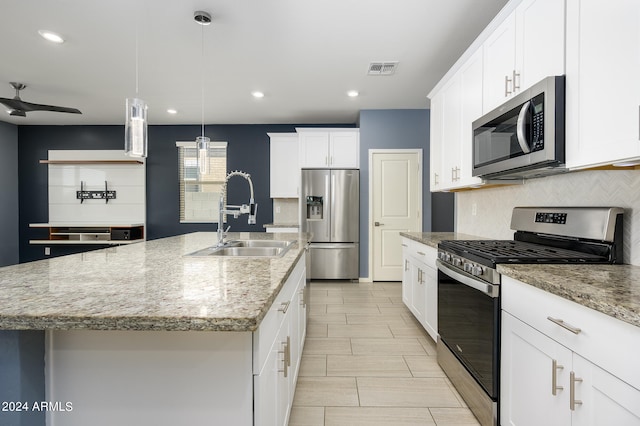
(347, 90), (359, 97)
(252, 91), (265, 98)
(167, 109), (178, 114)
(38, 30), (65, 44)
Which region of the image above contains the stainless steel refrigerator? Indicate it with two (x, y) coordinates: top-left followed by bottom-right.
(301, 169), (359, 280)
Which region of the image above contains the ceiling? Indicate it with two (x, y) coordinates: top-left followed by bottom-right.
(0, 0), (508, 126)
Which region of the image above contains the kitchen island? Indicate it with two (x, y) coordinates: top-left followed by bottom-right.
(0, 232), (308, 426)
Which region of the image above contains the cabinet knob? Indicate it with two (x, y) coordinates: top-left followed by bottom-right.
(374, 221), (384, 226)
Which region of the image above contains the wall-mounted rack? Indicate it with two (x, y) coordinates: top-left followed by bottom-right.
(29, 224), (145, 245)
(77, 181), (116, 204)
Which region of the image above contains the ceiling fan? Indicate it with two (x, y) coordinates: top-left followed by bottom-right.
(0, 82), (82, 117)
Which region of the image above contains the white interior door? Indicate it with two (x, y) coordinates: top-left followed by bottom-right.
(370, 150), (421, 281)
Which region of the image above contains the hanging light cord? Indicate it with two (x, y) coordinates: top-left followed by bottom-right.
(200, 21), (205, 138)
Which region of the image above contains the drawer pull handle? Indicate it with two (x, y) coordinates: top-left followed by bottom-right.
(278, 301), (291, 314)
(401, 243), (408, 247)
(570, 371), (583, 410)
(547, 317), (581, 334)
(417, 251), (426, 256)
(551, 359), (564, 396)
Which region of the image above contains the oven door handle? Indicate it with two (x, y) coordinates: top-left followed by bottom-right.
(437, 260), (500, 298)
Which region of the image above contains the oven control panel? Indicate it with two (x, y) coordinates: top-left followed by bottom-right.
(437, 249), (500, 285)
(535, 212), (567, 224)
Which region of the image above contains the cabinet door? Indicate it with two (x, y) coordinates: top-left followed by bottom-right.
(401, 242), (412, 306)
(329, 131), (359, 168)
(276, 322), (291, 426)
(410, 261), (426, 324)
(429, 92), (444, 191)
(299, 132), (330, 168)
(565, 0), (640, 169)
(440, 74), (462, 189)
(483, 12), (517, 112)
(422, 265), (437, 341)
(571, 354), (640, 426)
(254, 338), (279, 426)
(269, 134), (299, 198)
(515, 0), (565, 91)
(458, 48), (485, 187)
(501, 312), (572, 426)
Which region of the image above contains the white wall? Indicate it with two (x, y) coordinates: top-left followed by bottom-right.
(456, 169), (640, 266)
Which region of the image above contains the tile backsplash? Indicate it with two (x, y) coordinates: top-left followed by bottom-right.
(456, 169), (640, 266)
(272, 198), (299, 224)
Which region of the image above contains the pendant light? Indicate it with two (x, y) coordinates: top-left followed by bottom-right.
(194, 11), (212, 176)
(125, 11), (148, 158)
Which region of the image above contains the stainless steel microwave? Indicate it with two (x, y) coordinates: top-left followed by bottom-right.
(472, 75), (566, 180)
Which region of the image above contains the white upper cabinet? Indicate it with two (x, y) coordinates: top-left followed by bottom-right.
(429, 92), (444, 192)
(483, 0), (565, 112)
(430, 49), (484, 191)
(565, 0), (640, 169)
(298, 129), (359, 169)
(269, 133), (299, 198)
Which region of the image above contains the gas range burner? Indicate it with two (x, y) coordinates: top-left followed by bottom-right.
(440, 240), (608, 264)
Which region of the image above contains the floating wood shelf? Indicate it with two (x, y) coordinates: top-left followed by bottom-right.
(40, 160), (144, 165)
(29, 224), (145, 245)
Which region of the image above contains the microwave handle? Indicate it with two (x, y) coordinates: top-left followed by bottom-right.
(516, 100), (532, 154)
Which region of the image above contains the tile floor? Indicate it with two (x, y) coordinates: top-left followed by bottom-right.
(289, 280), (481, 426)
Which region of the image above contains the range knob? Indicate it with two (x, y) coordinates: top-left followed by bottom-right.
(452, 257), (462, 267)
(463, 262), (474, 273)
(472, 266), (484, 276)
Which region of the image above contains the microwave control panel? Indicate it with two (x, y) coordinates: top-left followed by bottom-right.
(531, 93), (545, 151)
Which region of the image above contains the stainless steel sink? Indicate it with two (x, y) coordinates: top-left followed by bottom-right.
(186, 240), (295, 257)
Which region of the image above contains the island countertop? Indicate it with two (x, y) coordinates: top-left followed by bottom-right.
(0, 232), (308, 332)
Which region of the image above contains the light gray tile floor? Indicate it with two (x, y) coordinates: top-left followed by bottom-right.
(290, 281), (481, 426)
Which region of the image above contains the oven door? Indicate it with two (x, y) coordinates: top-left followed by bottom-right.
(437, 259), (500, 399)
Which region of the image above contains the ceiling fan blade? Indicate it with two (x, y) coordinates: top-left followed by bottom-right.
(0, 97), (26, 110)
(9, 109), (26, 117)
(22, 102), (82, 114)
(0, 97), (81, 114)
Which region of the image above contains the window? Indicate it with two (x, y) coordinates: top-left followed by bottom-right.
(176, 141), (227, 223)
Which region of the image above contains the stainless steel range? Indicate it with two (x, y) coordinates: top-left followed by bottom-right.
(436, 207), (624, 426)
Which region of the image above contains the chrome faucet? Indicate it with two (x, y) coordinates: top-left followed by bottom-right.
(217, 170), (257, 246)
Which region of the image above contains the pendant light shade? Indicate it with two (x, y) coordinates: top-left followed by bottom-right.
(125, 97), (148, 158)
(197, 135), (210, 175)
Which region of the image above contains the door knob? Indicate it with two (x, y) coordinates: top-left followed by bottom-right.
(374, 222), (384, 226)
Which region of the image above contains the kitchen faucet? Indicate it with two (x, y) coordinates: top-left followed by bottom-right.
(217, 170), (257, 247)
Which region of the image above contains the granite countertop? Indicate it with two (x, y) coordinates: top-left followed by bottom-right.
(498, 263), (640, 329)
(0, 232), (308, 332)
(400, 231), (487, 249)
(400, 231), (640, 329)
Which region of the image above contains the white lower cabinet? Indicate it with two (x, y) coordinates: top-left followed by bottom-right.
(401, 237), (438, 341)
(501, 276), (640, 426)
(254, 258), (306, 426)
(46, 257), (306, 426)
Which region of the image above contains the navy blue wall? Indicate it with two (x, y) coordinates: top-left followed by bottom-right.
(17, 123), (353, 262)
(358, 109), (454, 278)
(0, 121), (19, 267)
(0, 331), (45, 426)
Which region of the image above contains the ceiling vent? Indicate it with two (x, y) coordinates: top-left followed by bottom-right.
(367, 62), (398, 75)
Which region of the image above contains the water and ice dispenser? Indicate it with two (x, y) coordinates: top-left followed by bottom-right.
(306, 196), (323, 220)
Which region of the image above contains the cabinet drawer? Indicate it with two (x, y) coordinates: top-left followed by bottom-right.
(253, 257), (304, 374)
(405, 239), (437, 269)
(502, 276), (640, 390)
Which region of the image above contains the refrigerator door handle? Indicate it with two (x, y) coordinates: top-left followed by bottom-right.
(331, 173), (336, 239)
(325, 174), (330, 239)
